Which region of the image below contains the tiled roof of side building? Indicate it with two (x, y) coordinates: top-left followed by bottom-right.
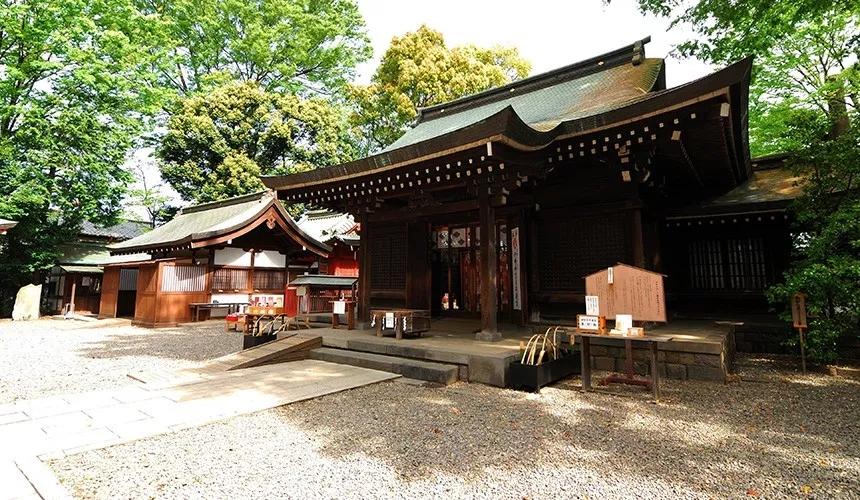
(109, 191), (330, 256)
(80, 220), (150, 241)
(668, 160), (803, 217)
(296, 210), (356, 242)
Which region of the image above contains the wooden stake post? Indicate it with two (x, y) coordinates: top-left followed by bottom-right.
(791, 293), (808, 374)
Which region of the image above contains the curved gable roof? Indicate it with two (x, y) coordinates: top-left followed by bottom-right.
(109, 191), (330, 256)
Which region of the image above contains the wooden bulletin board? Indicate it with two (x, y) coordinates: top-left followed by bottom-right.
(585, 263), (667, 322)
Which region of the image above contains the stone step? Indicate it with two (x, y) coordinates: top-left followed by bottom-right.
(309, 347), (459, 385)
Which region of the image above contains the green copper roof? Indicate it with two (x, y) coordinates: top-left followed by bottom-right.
(383, 58), (663, 153)
(290, 275), (357, 287)
(109, 191), (330, 256)
(59, 243), (111, 265)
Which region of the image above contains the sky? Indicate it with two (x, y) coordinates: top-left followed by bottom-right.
(130, 0), (712, 218)
(352, 0), (712, 86)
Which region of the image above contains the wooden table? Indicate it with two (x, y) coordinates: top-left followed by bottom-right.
(569, 331), (672, 401)
(371, 308), (431, 340)
(189, 302), (248, 322)
(331, 300), (356, 330)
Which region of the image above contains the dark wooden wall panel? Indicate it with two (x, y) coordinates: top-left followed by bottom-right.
(406, 221), (431, 310)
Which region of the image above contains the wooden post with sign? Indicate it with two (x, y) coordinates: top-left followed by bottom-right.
(791, 293), (808, 374)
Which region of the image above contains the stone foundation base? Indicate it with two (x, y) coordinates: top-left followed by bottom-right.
(582, 338), (732, 382)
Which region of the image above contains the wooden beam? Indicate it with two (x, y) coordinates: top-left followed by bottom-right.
(477, 187), (500, 341)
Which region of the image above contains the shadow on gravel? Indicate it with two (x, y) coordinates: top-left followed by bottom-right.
(74, 324), (241, 362)
(287, 355), (860, 497)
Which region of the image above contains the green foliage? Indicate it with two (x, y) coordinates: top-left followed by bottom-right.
(136, 0), (371, 95)
(629, 0), (859, 64)
(0, 0), (171, 313)
(125, 164), (173, 228)
(158, 81), (356, 203)
(748, 12), (859, 156)
(350, 25), (531, 153)
(767, 122), (860, 361)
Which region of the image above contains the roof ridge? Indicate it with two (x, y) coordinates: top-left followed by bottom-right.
(181, 190), (272, 214)
(417, 37), (652, 123)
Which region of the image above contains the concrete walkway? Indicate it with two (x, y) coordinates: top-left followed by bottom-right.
(0, 360), (399, 499)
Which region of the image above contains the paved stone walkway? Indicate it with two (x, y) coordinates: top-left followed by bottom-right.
(0, 360), (399, 499)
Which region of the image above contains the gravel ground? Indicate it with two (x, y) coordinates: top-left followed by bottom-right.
(50, 355), (860, 499)
(0, 318), (241, 404)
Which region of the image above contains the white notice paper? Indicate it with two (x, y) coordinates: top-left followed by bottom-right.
(585, 295), (600, 316)
(384, 312), (395, 329)
(511, 227), (522, 310)
(333, 301), (346, 315)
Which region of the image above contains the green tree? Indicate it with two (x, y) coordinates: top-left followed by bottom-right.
(125, 163), (174, 228)
(768, 118), (860, 362)
(630, 0), (858, 64)
(158, 81), (356, 203)
(350, 25), (531, 153)
(0, 0), (170, 314)
(137, 0), (371, 96)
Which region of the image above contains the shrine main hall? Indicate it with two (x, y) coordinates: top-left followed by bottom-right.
(263, 38), (795, 343)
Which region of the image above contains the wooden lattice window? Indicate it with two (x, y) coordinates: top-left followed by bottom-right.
(161, 265), (206, 292)
(119, 268), (138, 291)
(370, 228), (407, 290)
(538, 212), (628, 291)
(687, 237), (768, 291)
(212, 268), (249, 291)
(253, 269), (286, 290)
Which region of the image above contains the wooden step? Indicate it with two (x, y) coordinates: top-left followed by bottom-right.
(309, 347), (459, 385)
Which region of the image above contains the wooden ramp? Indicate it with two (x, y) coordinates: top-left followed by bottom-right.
(129, 334), (322, 388)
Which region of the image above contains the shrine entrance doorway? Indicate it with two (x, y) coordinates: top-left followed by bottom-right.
(430, 220), (512, 319)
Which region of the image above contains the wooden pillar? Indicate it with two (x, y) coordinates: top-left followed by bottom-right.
(477, 188), (500, 341)
(248, 249), (256, 294)
(358, 213), (371, 323)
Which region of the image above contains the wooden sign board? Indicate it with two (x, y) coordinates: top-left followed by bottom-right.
(791, 293), (807, 329)
(577, 314), (600, 331)
(585, 263), (667, 322)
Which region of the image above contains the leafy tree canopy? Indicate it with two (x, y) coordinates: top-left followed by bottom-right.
(0, 0), (171, 312)
(158, 80), (356, 204)
(137, 0), (371, 96)
(630, 0), (858, 63)
(350, 25), (531, 153)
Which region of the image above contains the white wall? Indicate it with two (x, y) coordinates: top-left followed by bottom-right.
(254, 250), (286, 268)
(213, 248), (285, 268)
(214, 248), (251, 267)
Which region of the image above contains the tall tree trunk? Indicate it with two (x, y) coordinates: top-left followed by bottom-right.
(826, 75), (850, 138)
